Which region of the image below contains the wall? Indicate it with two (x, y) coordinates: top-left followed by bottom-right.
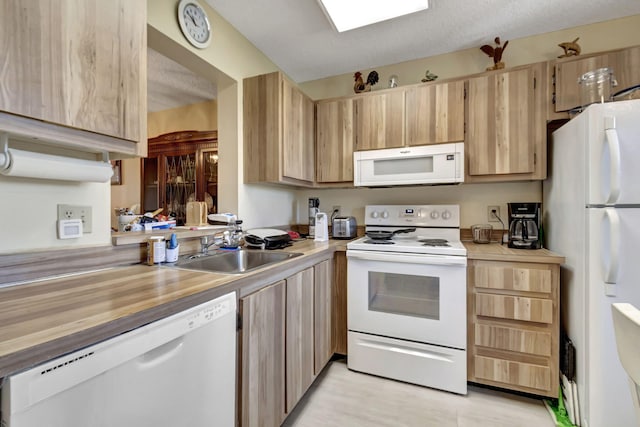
(147, 99), (218, 138)
(294, 15), (640, 230)
(147, 0), (296, 230)
(300, 14), (640, 99)
(296, 182), (540, 229)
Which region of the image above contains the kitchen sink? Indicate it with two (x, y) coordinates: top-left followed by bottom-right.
(171, 249), (303, 274)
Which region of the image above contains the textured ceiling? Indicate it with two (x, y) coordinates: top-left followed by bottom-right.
(147, 47), (217, 112)
(204, 0), (640, 83)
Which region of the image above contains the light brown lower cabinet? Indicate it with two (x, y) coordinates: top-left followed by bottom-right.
(285, 268), (315, 412)
(240, 260), (334, 427)
(240, 280), (286, 427)
(332, 251), (348, 355)
(467, 259), (559, 397)
(314, 259), (334, 373)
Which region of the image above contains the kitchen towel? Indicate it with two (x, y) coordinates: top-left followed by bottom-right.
(0, 148), (113, 182)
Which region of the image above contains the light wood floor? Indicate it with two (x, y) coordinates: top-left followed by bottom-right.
(283, 359), (555, 427)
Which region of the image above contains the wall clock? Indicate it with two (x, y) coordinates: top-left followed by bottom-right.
(177, 0), (212, 49)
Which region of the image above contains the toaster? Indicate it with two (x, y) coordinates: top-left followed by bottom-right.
(332, 216), (357, 239)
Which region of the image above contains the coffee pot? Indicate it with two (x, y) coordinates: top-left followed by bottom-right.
(507, 203), (542, 249)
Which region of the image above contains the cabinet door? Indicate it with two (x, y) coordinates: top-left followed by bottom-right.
(355, 91), (405, 150)
(316, 99), (355, 182)
(314, 259), (333, 374)
(555, 53), (611, 112)
(467, 67), (535, 176)
(611, 46), (640, 97)
(0, 0), (145, 145)
(285, 268), (315, 413)
(241, 281), (286, 427)
(405, 81), (465, 146)
(332, 251), (348, 355)
(282, 78), (315, 182)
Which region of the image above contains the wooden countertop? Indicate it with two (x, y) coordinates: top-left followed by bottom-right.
(464, 241), (565, 264)
(0, 239), (347, 378)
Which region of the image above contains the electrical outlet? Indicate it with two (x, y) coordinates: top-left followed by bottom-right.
(57, 204), (92, 233)
(332, 205), (341, 216)
(487, 205), (501, 223)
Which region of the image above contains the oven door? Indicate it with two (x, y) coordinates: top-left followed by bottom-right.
(347, 249), (466, 349)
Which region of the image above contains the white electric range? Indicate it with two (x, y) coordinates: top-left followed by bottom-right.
(346, 205), (468, 395)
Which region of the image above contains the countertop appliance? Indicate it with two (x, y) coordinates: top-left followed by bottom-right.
(507, 202), (542, 249)
(543, 99), (640, 427)
(0, 292), (237, 427)
(244, 228), (291, 249)
(332, 216), (357, 239)
(346, 205), (467, 395)
(353, 142), (464, 187)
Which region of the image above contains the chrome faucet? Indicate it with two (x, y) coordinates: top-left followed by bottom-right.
(200, 233), (224, 255)
(200, 220), (243, 254)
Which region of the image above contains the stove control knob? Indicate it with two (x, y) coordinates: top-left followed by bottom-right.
(382, 211), (389, 219)
(371, 211), (379, 219)
(430, 211), (439, 219)
(441, 210), (452, 220)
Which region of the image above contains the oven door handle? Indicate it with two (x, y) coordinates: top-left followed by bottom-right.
(346, 250), (467, 266)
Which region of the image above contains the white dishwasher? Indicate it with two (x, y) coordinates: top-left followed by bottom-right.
(1, 291), (236, 427)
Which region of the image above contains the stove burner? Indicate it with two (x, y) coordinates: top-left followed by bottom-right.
(419, 238), (451, 247)
(363, 239), (395, 245)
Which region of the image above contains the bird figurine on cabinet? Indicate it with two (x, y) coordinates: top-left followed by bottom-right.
(354, 71), (379, 93)
(480, 37), (509, 71)
(421, 70), (438, 82)
(558, 37), (581, 58)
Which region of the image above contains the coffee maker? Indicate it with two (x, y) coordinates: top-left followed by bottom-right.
(507, 203), (542, 249)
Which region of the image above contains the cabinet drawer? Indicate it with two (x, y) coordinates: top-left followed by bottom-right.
(475, 323), (551, 356)
(476, 294), (553, 324)
(472, 264), (551, 293)
(474, 355), (551, 392)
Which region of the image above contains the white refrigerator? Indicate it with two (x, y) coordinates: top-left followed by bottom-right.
(543, 99), (640, 427)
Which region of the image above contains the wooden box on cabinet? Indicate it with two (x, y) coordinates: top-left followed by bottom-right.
(467, 259), (559, 397)
(243, 72), (315, 186)
(0, 0), (147, 157)
(142, 130), (218, 225)
(554, 45), (640, 113)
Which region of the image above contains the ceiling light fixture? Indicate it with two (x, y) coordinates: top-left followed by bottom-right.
(318, 0), (429, 32)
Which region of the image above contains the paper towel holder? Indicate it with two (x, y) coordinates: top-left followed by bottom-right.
(0, 132), (113, 183)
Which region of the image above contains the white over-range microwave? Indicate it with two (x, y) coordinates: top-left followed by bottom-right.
(353, 142), (464, 187)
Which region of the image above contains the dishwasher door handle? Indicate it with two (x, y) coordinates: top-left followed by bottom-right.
(138, 337), (184, 368)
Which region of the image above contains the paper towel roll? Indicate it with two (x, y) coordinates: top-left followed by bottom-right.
(0, 148), (113, 182)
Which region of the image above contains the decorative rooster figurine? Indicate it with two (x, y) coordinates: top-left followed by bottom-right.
(353, 71), (379, 93)
(480, 37), (509, 71)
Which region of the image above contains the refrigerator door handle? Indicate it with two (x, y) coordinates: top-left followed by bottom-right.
(604, 117), (621, 205)
(604, 207), (621, 296)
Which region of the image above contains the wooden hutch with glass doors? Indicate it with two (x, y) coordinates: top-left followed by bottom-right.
(142, 130), (218, 225)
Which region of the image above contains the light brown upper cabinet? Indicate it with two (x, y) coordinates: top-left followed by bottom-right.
(315, 98), (355, 183)
(554, 45), (640, 112)
(405, 80), (465, 146)
(244, 72), (315, 186)
(0, 0), (147, 157)
(466, 63), (547, 182)
(354, 90), (405, 151)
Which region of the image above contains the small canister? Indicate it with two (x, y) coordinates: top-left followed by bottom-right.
(147, 236), (166, 265)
